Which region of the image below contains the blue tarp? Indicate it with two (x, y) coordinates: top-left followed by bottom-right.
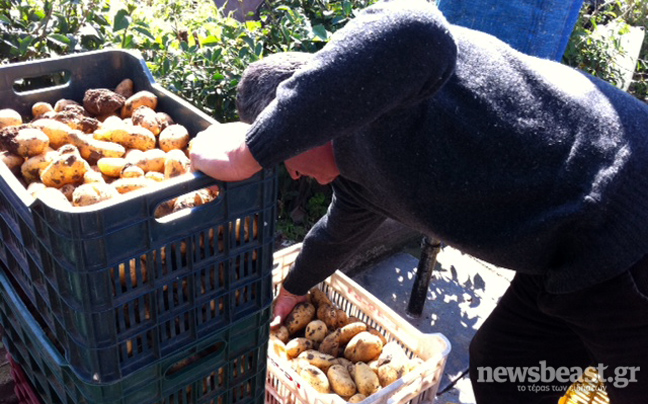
(437, 0), (585, 60)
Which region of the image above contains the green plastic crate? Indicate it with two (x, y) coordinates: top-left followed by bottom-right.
(0, 269), (270, 404)
(0, 49), (277, 383)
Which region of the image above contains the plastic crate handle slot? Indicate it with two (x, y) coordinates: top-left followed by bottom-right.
(163, 339), (227, 381)
(11, 69), (72, 95)
(149, 171), (225, 228)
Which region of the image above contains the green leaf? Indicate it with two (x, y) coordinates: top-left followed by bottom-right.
(201, 35), (220, 46)
(133, 25), (155, 40)
(48, 33), (71, 45)
(18, 35), (34, 54)
(113, 9), (132, 32)
(312, 24), (327, 40)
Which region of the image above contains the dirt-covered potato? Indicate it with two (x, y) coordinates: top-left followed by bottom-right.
(319, 330), (341, 357)
(299, 364), (331, 394)
(68, 130), (125, 163)
(121, 90), (158, 118)
(347, 394), (367, 403)
(0, 108), (22, 129)
(269, 336), (288, 361)
(40, 145), (90, 188)
(132, 148), (166, 173)
(145, 171), (164, 182)
(97, 157), (128, 178)
(20, 149), (56, 184)
(83, 88), (126, 116)
(338, 322), (368, 345)
(32, 119), (73, 150)
(0, 125), (50, 157)
(26, 181), (46, 196)
(159, 124), (189, 152)
(164, 149), (190, 179)
(1, 151), (24, 172)
(297, 350), (336, 372)
(114, 78), (134, 99)
(52, 107), (100, 134)
(120, 164), (145, 178)
(376, 342), (409, 387)
(53, 99), (78, 112)
(112, 125), (156, 151)
(309, 287), (332, 308)
(156, 112), (174, 130)
(131, 106), (163, 136)
(31, 102), (53, 119)
(271, 325), (290, 344)
(33, 186), (71, 207)
(354, 362), (381, 397)
(344, 332), (384, 363)
(83, 168), (105, 184)
(285, 302), (316, 336)
(111, 177), (156, 194)
(317, 304), (339, 331)
(304, 320), (328, 343)
(327, 364), (357, 398)
(72, 182), (118, 207)
(285, 337), (315, 359)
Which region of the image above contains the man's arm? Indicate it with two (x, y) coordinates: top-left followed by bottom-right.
(246, 0), (458, 167)
(282, 180), (387, 295)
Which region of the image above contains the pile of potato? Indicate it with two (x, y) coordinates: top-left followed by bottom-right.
(269, 288), (423, 402)
(0, 79), (215, 216)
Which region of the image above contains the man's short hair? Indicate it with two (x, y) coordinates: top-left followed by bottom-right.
(236, 52), (313, 123)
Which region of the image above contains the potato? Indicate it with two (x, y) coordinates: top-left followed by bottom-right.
(32, 119), (73, 149)
(33, 186), (70, 207)
(40, 145), (89, 188)
(84, 168), (105, 184)
(376, 342), (409, 387)
(269, 336), (288, 361)
(60, 183), (75, 201)
(297, 349), (336, 372)
(164, 149), (190, 179)
(145, 171), (164, 182)
(1, 151), (24, 172)
(159, 124), (189, 152)
(347, 394), (367, 403)
(271, 325), (290, 344)
(327, 364), (357, 398)
(367, 327), (388, 345)
(344, 332), (383, 363)
(83, 88), (126, 116)
(67, 130), (125, 163)
(317, 304), (339, 331)
(31, 102), (53, 119)
(319, 330), (341, 357)
(309, 287), (332, 308)
(338, 322), (367, 345)
(120, 164), (145, 178)
(72, 182), (118, 207)
(285, 337), (315, 359)
(335, 309), (349, 329)
(299, 364), (331, 394)
(0, 108), (22, 129)
(0, 126), (50, 157)
(21, 149), (56, 183)
(132, 148), (166, 173)
(115, 78), (134, 99)
(121, 91), (158, 118)
(131, 106), (163, 136)
(97, 157), (128, 178)
(332, 357), (353, 369)
(111, 177), (156, 194)
(53, 99), (78, 112)
(304, 320), (328, 343)
(113, 125), (156, 151)
(407, 357), (424, 373)
(284, 302), (316, 335)
(26, 181), (46, 196)
(354, 362), (381, 397)
(156, 112), (174, 130)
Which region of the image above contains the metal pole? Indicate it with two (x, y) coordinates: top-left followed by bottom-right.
(406, 236), (441, 318)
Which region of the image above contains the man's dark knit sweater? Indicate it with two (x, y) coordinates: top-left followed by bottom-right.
(245, 0), (648, 295)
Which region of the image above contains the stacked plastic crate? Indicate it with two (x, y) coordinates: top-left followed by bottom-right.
(0, 50), (277, 404)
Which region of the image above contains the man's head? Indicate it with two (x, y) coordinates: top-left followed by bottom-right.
(236, 51), (313, 124)
(237, 51), (339, 185)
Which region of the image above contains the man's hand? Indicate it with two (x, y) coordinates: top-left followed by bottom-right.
(189, 122), (262, 182)
(271, 286), (308, 329)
